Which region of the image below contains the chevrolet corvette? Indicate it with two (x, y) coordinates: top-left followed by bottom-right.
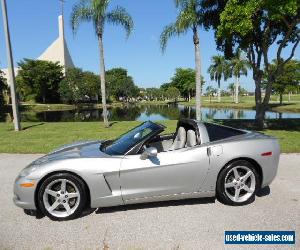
(14, 119), (280, 220)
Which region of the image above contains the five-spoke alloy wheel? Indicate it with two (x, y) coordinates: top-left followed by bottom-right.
(216, 160), (260, 206)
(38, 173), (87, 220)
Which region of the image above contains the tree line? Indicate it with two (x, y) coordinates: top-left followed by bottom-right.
(1, 57), (299, 111)
(4, 59), (187, 105)
(207, 53), (300, 104)
(2, 0), (300, 128)
(69, 0), (299, 127)
(203, 0), (299, 126)
(11, 59), (140, 105)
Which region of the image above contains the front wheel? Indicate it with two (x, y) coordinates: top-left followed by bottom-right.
(216, 160), (260, 206)
(37, 173), (87, 220)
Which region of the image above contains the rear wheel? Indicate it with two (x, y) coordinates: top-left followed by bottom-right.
(216, 160), (260, 206)
(37, 173), (87, 220)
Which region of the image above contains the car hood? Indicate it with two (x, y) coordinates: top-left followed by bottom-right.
(32, 140), (109, 165)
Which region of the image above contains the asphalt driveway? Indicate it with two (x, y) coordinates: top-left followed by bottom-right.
(0, 153), (299, 250)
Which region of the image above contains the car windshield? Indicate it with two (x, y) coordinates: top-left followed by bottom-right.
(102, 121), (163, 155)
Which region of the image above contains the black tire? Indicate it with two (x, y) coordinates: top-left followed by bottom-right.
(216, 160), (260, 206)
(37, 173), (87, 221)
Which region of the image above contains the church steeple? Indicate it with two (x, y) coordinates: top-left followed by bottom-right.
(38, 13), (74, 72)
(1, 1), (74, 84)
(58, 0), (65, 39)
(37, 1), (74, 72)
(58, 15), (65, 39)
(59, 0), (65, 17)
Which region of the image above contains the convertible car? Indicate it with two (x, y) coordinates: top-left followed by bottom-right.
(14, 119), (280, 220)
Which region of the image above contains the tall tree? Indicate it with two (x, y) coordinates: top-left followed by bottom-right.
(230, 49), (250, 103)
(207, 55), (230, 102)
(166, 86), (181, 102)
(202, 0), (300, 127)
(16, 59), (63, 103)
(71, 0), (134, 127)
(170, 68), (195, 101)
(227, 83), (235, 101)
(160, 0), (204, 120)
(160, 82), (172, 91)
(228, 82), (248, 102)
(145, 88), (162, 101)
(106, 68), (139, 101)
(263, 60), (300, 104)
(206, 85), (217, 103)
(59, 67), (100, 104)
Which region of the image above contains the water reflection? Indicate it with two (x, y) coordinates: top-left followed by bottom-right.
(1, 104), (300, 122)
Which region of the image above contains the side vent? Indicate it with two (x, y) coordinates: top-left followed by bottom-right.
(103, 175), (112, 193)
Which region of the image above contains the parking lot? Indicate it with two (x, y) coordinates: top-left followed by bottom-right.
(0, 153), (299, 250)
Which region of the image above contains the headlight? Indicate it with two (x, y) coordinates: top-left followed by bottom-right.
(19, 165), (38, 177)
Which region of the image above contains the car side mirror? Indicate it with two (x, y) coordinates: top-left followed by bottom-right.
(140, 147), (158, 160)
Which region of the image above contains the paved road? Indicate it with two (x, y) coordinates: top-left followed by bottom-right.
(0, 154), (299, 250)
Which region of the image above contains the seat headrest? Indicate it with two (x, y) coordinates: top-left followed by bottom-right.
(176, 127), (186, 141)
(169, 126), (186, 150)
(186, 130), (197, 147)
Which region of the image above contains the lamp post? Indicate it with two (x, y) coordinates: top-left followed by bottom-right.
(1, 0), (21, 131)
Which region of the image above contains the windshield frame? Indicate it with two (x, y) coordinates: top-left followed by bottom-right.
(101, 121), (165, 156)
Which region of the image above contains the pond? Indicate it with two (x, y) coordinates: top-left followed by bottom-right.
(1, 104), (300, 122)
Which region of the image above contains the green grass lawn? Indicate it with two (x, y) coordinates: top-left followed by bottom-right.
(179, 95), (300, 112)
(17, 102), (124, 112)
(0, 120), (299, 154)
(2, 94), (299, 113)
(263, 130), (300, 153)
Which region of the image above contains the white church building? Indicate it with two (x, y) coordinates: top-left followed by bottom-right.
(38, 15), (74, 70)
(2, 15), (74, 84)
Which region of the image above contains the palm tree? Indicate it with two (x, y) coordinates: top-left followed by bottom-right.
(71, 0), (133, 127)
(160, 0), (204, 120)
(227, 83), (235, 102)
(206, 85), (217, 103)
(208, 55), (230, 102)
(230, 50), (250, 104)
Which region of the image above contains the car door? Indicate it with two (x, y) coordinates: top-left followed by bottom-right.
(120, 146), (210, 204)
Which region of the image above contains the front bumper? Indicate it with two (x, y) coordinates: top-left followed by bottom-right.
(13, 175), (37, 210)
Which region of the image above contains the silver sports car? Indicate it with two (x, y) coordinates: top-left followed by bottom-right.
(14, 119), (280, 220)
